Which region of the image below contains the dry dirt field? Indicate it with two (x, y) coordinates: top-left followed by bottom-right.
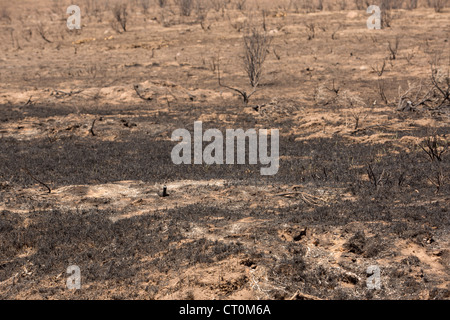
(0, 0), (449, 300)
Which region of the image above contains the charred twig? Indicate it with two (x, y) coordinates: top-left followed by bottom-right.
(22, 167), (51, 193)
(273, 48), (281, 60)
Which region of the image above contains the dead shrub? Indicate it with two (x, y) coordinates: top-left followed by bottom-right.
(210, 0), (229, 12)
(140, 0), (151, 14)
(216, 27), (271, 106)
(157, 0), (168, 8)
(380, 0), (393, 28)
(406, 0), (418, 9)
(175, 0), (194, 16)
(235, 0), (247, 11)
(427, 0), (447, 12)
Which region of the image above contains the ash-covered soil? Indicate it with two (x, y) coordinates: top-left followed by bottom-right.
(0, 0), (449, 300)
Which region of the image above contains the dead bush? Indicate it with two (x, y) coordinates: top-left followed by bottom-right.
(112, 3), (128, 32)
(235, 0), (247, 11)
(353, 0), (368, 10)
(210, 0), (229, 12)
(430, 56), (450, 108)
(243, 27), (271, 88)
(0, 6), (11, 22)
(37, 22), (52, 43)
(157, 0), (168, 8)
(387, 36), (400, 60)
(406, 0), (418, 9)
(427, 0), (447, 12)
(140, 0), (151, 13)
(380, 0), (393, 28)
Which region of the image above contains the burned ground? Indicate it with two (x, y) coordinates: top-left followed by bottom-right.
(0, 0), (449, 300)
